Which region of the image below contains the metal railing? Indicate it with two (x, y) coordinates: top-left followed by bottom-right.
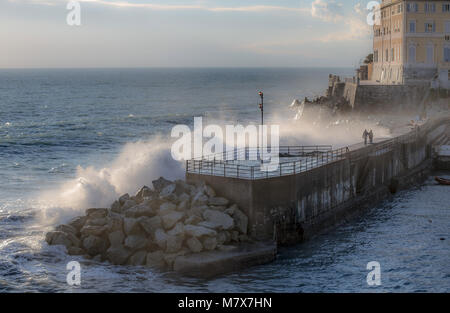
(186, 146), (349, 180)
(186, 116), (450, 180)
(192, 145), (332, 161)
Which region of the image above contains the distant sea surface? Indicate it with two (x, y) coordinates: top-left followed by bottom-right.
(0, 68), (448, 292)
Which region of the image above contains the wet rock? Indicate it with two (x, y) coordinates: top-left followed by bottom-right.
(201, 237), (217, 251)
(224, 204), (238, 216)
(164, 250), (188, 270)
(122, 199), (137, 211)
(123, 218), (142, 236)
(46, 231), (72, 248)
(191, 192), (208, 206)
(208, 197), (229, 206)
(135, 186), (155, 201)
(184, 225), (217, 238)
(204, 185), (216, 198)
(177, 199), (189, 212)
(217, 231), (228, 245)
(86, 217), (108, 226)
(165, 234), (183, 253)
(138, 216), (162, 236)
(159, 202), (177, 215)
(167, 222), (184, 237)
(146, 250), (165, 269)
(85, 208), (108, 218)
(210, 206), (226, 212)
(55, 224), (77, 236)
(108, 230), (125, 247)
(118, 193), (130, 205)
(186, 237), (203, 253)
(67, 216), (87, 232)
(177, 193), (190, 203)
(67, 246), (85, 256)
(106, 245), (132, 265)
(124, 202), (156, 218)
(128, 250), (147, 266)
(110, 200), (121, 213)
(80, 225), (108, 237)
(106, 213), (123, 233)
(154, 229), (168, 250)
(232, 209), (248, 235)
(152, 177), (173, 192)
(124, 235), (147, 251)
(184, 215), (202, 225)
(160, 183), (176, 197)
(187, 205), (208, 218)
(174, 179), (193, 195)
(161, 211), (184, 230)
(82, 235), (106, 256)
(202, 209), (234, 230)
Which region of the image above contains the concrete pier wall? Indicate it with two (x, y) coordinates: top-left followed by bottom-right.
(186, 117), (450, 245)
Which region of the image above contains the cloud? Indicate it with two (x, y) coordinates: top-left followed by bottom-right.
(311, 0), (344, 22)
(310, 0), (371, 42)
(21, 0), (310, 13)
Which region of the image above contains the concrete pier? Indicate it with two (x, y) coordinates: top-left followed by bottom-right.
(173, 242), (277, 278)
(187, 116), (450, 245)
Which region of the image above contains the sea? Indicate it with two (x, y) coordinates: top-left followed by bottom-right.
(0, 68), (448, 292)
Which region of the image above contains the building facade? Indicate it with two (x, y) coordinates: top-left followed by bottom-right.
(372, 0), (450, 88)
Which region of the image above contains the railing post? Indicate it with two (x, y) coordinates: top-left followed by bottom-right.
(224, 163), (226, 177)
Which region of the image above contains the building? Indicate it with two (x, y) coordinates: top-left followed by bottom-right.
(372, 0), (450, 89)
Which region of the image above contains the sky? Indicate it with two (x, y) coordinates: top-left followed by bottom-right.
(0, 0), (374, 68)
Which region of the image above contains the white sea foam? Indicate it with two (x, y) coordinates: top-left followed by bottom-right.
(38, 136), (184, 225)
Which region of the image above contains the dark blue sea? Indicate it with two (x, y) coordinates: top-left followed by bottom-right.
(0, 68), (448, 292)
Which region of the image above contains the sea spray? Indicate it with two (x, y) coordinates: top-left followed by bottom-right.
(38, 137), (184, 225)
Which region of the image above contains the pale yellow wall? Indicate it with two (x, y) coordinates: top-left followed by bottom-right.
(373, 0), (450, 85)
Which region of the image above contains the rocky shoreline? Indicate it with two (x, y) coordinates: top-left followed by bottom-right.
(45, 177), (250, 271)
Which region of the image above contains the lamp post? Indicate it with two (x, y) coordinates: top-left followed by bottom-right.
(258, 91), (264, 164)
(258, 91), (264, 127)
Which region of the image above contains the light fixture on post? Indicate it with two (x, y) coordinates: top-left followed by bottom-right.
(258, 91), (264, 164)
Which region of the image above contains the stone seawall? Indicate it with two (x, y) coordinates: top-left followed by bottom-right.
(186, 116), (450, 245)
(344, 83), (428, 110)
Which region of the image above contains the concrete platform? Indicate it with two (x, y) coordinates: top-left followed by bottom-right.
(173, 241), (277, 278)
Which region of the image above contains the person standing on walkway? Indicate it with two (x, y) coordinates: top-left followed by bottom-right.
(363, 129), (368, 145)
(369, 130), (374, 144)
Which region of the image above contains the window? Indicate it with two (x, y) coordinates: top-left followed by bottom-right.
(426, 45), (434, 64)
(409, 45), (416, 63)
(391, 48), (395, 61)
(445, 21), (450, 33)
(425, 22), (436, 32)
(386, 49), (389, 62)
(448, 70), (450, 80)
(408, 3), (419, 12)
(443, 4), (450, 12)
(374, 50), (379, 63)
(444, 47), (450, 62)
(409, 21), (416, 33)
(425, 3), (436, 12)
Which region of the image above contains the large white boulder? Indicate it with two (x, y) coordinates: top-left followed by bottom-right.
(202, 209), (234, 230)
(161, 211), (184, 230)
(184, 225), (217, 238)
(232, 209), (248, 235)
